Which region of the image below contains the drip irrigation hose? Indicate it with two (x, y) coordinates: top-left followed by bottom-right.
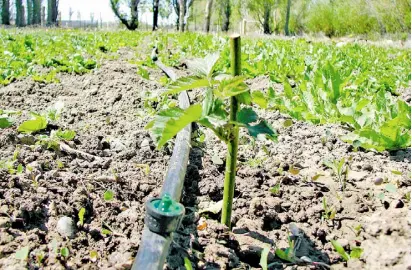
(132, 54), (191, 270)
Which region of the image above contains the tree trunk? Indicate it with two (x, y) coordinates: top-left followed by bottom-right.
(263, 3), (271, 34)
(110, 0), (139, 30)
(178, 0), (185, 32)
(284, 0), (291, 35)
(2, 0), (10, 25)
(221, 0), (230, 32)
(204, 0), (213, 32)
(33, 0), (41, 24)
(153, 0), (159, 30)
(26, 0), (33, 25)
(16, 0), (23, 26)
(41, 5), (45, 26)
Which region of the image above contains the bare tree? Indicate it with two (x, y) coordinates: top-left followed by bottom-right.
(153, 0), (159, 30)
(247, 0), (276, 34)
(172, 0), (193, 31)
(68, 6), (74, 22)
(284, 0), (291, 35)
(16, 0), (23, 26)
(220, 0), (230, 32)
(110, 0), (140, 30)
(26, 0), (33, 25)
(2, 0), (10, 25)
(204, 0), (213, 32)
(33, 0), (41, 24)
(90, 12), (94, 25)
(47, 0), (58, 26)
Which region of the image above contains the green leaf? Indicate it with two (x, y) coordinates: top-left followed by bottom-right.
(18, 114), (48, 133)
(252, 91), (268, 109)
(184, 257), (193, 270)
(259, 247), (270, 270)
(270, 183), (281, 194)
(237, 108), (258, 125)
(78, 208), (86, 225)
(245, 120), (277, 141)
(391, 170), (402, 175)
(187, 53), (220, 78)
(350, 247), (363, 259)
(16, 164), (24, 174)
(165, 76), (210, 95)
(385, 183), (397, 193)
(15, 246), (29, 260)
(275, 248), (293, 262)
(101, 228), (112, 235)
(90, 250), (98, 262)
(331, 240), (350, 261)
(237, 91), (252, 105)
(104, 190), (114, 201)
(215, 76), (249, 99)
(0, 117), (13, 128)
(148, 104), (203, 148)
(138, 66), (149, 79)
(202, 88), (213, 117)
(55, 129), (76, 141)
(60, 247), (69, 258)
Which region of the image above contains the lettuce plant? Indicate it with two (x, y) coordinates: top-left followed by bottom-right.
(146, 36), (276, 227)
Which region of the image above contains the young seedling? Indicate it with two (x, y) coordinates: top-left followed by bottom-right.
(146, 35), (277, 227)
(331, 240), (363, 261)
(321, 197), (336, 223)
(323, 158), (349, 191)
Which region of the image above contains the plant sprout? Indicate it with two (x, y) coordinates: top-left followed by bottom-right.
(146, 35), (277, 227)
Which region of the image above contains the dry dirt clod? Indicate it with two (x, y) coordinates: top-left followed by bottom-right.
(56, 216), (76, 239)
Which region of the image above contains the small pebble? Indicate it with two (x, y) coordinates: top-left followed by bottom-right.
(374, 177), (384, 185)
(391, 199), (404, 209)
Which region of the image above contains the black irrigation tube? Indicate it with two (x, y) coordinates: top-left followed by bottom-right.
(132, 60), (191, 270)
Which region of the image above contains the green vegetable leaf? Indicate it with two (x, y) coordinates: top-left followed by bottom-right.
(147, 104), (203, 148)
(78, 208), (86, 225)
(331, 240), (350, 261)
(165, 76), (210, 95)
(275, 248), (293, 262)
(187, 53), (220, 78)
(104, 190), (114, 201)
(0, 117), (13, 128)
(184, 257), (193, 270)
(18, 114), (48, 133)
(214, 76), (249, 99)
(55, 129), (76, 140)
(237, 108), (258, 125)
(138, 66), (149, 79)
(245, 120), (277, 141)
(60, 247), (69, 258)
(350, 247), (363, 259)
(385, 183), (397, 193)
(15, 246), (30, 260)
(252, 91), (268, 109)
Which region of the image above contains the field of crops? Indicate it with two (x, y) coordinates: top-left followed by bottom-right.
(0, 29), (410, 269)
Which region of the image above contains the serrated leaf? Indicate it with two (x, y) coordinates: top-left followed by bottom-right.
(245, 120), (277, 141)
(259, 247), (270, 270)
(331, 240), (350, 261)
(165, 76), (210, 95)
(104, 190), (114, 201)
(237, 108), (258, 125)
(214, 76), (249, 99)
(18, 114), (48, 133)
(148, 104), (203, 148)
(0, 117), (13, 128)
(15, 246), (29, 260)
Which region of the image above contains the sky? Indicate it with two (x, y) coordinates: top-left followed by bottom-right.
(59, 0), (175, 24)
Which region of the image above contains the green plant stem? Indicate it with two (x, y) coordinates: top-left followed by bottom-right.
(221, 34), (241, 228)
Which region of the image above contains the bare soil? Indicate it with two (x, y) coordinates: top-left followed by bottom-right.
(0, 50), (410, 270)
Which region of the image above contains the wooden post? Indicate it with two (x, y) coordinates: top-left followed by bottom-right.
(221, 34), (241, 228)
